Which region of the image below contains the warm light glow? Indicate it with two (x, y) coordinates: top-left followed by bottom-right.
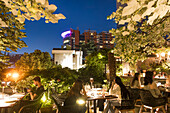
(0, 93), (24, 107)
(98, 53), (104, 59)
(156, 54), (159, 57)
(161, 52), (165, 57)
(2, 81), (5, 84)
(76, 99), (85, 105)
(7, 73), (12, 77)
(100, 46), (103, 48)
(41, 93), (46, 102)
(63, 40), (69, 43)
(168, 52), (170, 56)
(7, 81), (11, 86)
(12, 73), (19, 78)
(61, 30), (71, 38)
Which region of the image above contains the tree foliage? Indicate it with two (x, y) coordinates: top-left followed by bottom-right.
(81, 40), (98, 56)
(108, 0), (170, 66)
(0, 1), (27, 69)
(1, 0), (66, 24)
(15, 49), (52, 72)
(17, 65), (79, 93)
(0, 0), (65, 69)
(79, 50), (107, 83)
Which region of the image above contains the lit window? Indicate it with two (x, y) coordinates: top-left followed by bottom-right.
(80, 40), (85, 43)
(64, 40), (69, 43)
(100, 46), (103, 48)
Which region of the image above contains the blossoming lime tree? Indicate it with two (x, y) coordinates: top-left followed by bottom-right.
(0, 0), (65, 69)
(108, 0), (170, 68)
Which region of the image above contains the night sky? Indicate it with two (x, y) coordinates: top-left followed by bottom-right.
(15, 0), (117, 56)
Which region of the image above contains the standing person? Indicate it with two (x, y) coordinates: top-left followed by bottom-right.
(64, 79), (87, 113)
(104, 76), (130, 113)
(131, 73), (141, 89)
(144, 71), (162, 98)
(27, 76), (44, 100)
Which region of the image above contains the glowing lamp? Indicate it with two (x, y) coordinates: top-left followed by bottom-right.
(103, 80), (107, 83)
(156, 54), (159, 57)
(7, 73), (12, 77)
(61, 30), (71, 38)
(168, 52), (170, 56)
(2, 81), (6, 84)
(12, 73), (19, 78)
(76, 99), (85, 105)
(161, 52), (165, 57)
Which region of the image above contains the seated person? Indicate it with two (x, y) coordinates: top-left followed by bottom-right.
(64, 79), (87, 113)
(144, 71), (162, 98)
(130, 73), (141, 89)
(12, 77), (44, 113)
(27, 76), (44, 100)
(104, 76), (131, 113)
(127, 71), (132, 76)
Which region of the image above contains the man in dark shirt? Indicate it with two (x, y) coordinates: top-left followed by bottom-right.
(27, 76), (44, 100)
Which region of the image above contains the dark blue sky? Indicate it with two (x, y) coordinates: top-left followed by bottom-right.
(16, 0), (117, 56)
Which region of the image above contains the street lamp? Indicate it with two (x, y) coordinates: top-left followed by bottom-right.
(12, 73), (19, 78)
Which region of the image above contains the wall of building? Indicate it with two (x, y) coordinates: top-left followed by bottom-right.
(52, 50), (83, 70)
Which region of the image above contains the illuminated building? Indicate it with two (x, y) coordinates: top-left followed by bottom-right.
(52, 48), (83, 70)
(62, 29), (80, 50)
(62, 28), (114, 50)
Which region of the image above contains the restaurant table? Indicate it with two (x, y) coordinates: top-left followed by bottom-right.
(87, 95), (118, 113)
(0, 93), (25, 113)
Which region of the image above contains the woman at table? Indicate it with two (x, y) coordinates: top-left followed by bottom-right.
(144, 71), (162, 98)
(131, 73), (141, 89)
(144, 71), (167, 112)
(64, 79), (87, 113)
(104, 76), (130, 113)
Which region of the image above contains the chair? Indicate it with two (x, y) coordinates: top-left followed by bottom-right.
(51, 94), (85, 113)
(18, 101), (40, 113)
(139, 89), (166, 113)
(115, 99), (135, 113)
(114, 86), (139, 113)
(126, 86), (141, 107)
(130, 88), (141, 107)
(18, 92), (45, 113)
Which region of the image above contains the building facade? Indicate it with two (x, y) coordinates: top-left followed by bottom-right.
(61, 28), (114, 50)
(52, 48), (83, 70)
